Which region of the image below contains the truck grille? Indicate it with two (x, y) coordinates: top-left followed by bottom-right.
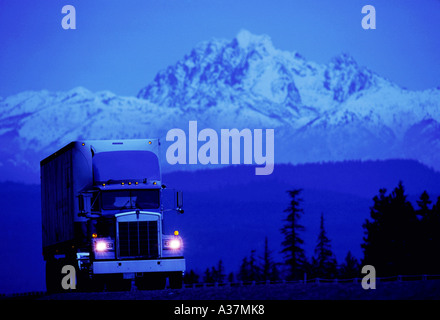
(118, 221), (159, 259)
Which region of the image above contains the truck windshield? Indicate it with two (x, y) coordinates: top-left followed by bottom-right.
(101, 190), (160, 210)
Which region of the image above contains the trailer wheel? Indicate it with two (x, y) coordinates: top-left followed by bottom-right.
(169, 272), (183, 289)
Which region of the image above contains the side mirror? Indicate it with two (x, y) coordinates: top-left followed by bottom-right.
(176, 190), (183, 213)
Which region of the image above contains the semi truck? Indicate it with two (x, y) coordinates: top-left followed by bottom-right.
(41, 139), (185, 292)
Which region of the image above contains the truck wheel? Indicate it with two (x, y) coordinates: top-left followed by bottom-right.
(169, 272), (183, 289)
(135, 273), (166, 290)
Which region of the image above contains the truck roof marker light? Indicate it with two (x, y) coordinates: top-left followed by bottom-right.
(128, 182), (132, 185)
(92, 233), (98, 238)
(148, 141), (152, 144)
(121, 182), (125, 185)
(81, 143), (85, 146)
(153, 181), (157, 185)
(102, 183), (106, 187)
(135, 182), (139, 185)
(174, 230), (179, 236)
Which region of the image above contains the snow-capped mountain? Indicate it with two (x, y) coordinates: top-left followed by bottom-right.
(1, 30), (440, 183)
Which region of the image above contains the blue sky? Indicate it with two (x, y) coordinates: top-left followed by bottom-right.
(1, 0), (439, 97)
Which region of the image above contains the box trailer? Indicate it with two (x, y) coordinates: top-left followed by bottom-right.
(41, 139), (185, 292)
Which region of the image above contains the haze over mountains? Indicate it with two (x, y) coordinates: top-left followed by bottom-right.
(1, 30), (439, 183)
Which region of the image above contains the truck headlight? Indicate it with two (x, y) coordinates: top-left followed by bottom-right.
(94, 238), (114, 252)
(164, 237), (182, 250)
(93, 237), (115, 260)
(95, 241), (108, 252)
(169, 239), (181, 250)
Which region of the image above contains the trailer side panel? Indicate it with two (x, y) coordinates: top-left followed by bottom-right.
(41, 146), (75, 250)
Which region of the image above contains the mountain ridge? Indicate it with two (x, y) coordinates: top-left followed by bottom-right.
(1, 30), (439, 183)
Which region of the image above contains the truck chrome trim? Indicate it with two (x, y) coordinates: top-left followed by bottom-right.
(92, 258), (185, 274)
(116, 211), (161, 259)
(115, 211), (161, 220)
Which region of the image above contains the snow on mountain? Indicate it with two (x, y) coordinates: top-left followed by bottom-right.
(1, 29), (440, 183)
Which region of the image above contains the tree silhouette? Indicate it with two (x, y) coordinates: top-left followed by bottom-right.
(362, 181), (419, 276)
(416, 192), (440, 274)
(248, 250), (260, 281)
(259, 237), (279, 281)
(227, 272), (235, 283)
(312, 213), (337, 278)
(415, 190), (432, 272)
(339, 251), (360, 279)
(430, 196), (440, 274)
(238, 250), (262, 282)
(281, 189), (306, 280)
(203, 259), (226, 283)
(238, 256), (250, 282)
(215, 259), (226, 283)
(237, 239), (280, 282)
(203, 267), (214, 283)
(183, 269), (200, 284)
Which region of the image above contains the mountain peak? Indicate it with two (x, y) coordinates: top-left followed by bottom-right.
(331, 52), (358, 67)
(66, 86), (92, 96)
(235, 29), (276, 54)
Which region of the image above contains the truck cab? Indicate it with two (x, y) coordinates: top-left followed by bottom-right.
(41, 139), (185, 292)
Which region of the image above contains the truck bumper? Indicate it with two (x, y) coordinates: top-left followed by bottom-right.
(92, 258), (185, 274)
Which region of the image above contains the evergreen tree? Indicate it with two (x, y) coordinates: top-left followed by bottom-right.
(259, 237), (279, 281)
(416, 190), (432, 215)
(312, 213), (337, 278)
(203, 260), (226, 283)
(203, 267), (214, 283)
(418, 193), (440, 274)
(339, 251), (360, 279)
(281, 189), (307, 280)
(238, 256), (250, 282)
(238, 250), (264, 282)
(270, 262), (280, 282)
(362, 182), (419, 276)
(415, 190), (432, 271)
(431, 196), (440, 273)
(248, 249), (261, 281)
(215, 259), (226, 283)
(183, 269), (199, 284)
(362, 187), (387, 272)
